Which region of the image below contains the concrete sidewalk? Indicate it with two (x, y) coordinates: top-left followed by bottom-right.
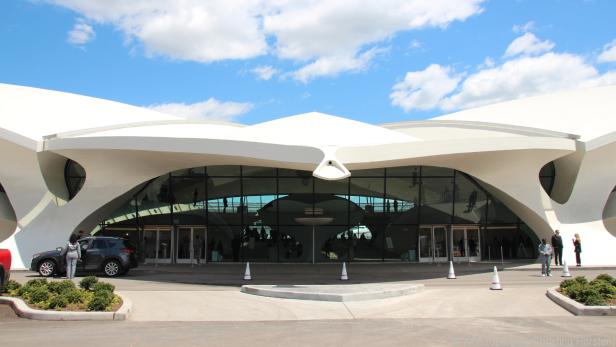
(8, 264), (616, 322)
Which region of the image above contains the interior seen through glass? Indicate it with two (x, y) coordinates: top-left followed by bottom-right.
(93, 165), (539, 264)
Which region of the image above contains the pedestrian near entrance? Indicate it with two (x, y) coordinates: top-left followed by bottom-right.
(63, 234), (81, 279)
(573, 233), (582, 267)
(551, 230), (563, 266)
(538, 239), (553, 276)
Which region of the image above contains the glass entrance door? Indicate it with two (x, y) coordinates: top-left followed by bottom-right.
(418, 225), (448, 262)
(144, 226), (173, 264)
(176, 226), (207, 264)
(452, 226), (481, 262)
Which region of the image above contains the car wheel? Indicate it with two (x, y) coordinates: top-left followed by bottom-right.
(38, 260), (56, 277)
(103, 260), (122, 277)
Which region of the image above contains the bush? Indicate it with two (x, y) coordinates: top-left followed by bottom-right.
(79, 276), (98, 290)
(590, 281), (616, 299)
(47, 280), (76, 295)
(48, 295), (68, 309)
(4, 280), (21, 292)
(28, 286), (49, 304)
(583, 292), (606, 306)
(573, 276), (588, 285)
(87, 290), (114, 311)
(93, 282), (115, 293)
(595, 273), (614, 283)
(64, 289), (84, 304)
(559, 279), (576, 291)
(17, 279), (48, 298)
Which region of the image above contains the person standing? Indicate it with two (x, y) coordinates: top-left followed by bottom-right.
(572, 234), (582, 267)
(538, 239), (553, 276)
(64, 234), (81, 279)
(551, 230), (563, 266)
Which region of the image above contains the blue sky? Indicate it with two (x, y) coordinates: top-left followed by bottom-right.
(1, 0), (616, 125)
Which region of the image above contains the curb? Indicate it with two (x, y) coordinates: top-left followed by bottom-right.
(546, 286), (616, 316)
(241, 284), (425, 302)
(0, 292), (132, 321)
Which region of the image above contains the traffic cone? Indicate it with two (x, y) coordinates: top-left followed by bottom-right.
(243, 262), (252, 280)
(490, 266), (502, 290)
(561, 260), (572, 277)
(447, 261), (456, 279)
(340, 262), (349, 281)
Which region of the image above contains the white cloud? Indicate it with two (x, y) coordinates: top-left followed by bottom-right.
(391, 35), (616, 112)
(46, 0), (485, 79)
(148, 99), (253, 122)
(67, 19), (95, 45)
(512, 21), (535, 34)
(598, 39), (616, 63)
(251, 65), (279, 80)
(291, 47), (387, 83)
(441, 53), (601, 110)
(504, 32), (554, 57)
(390, 64), (461, 111)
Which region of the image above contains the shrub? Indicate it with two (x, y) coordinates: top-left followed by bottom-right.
(595, 273), (614, 283)
(64, 289), (84, 304)
(87, 290), (114, 311)
(17, 279), (48, 298)
(583, 292), (606, 306)
(79, 276), (98, 290)
(590, 281), (616, 299)
(564, 283), (607, 306)
(48, 280), (76, 295)
(93, 282), (115, 293)
(559, 279), (576, 291)
(28, 286), (49, 304)
(573, 276), (588, 285)
(48, 295), (68, 309)
(4, 280), (21, 292)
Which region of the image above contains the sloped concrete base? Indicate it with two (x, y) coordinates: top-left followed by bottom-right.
(241, 283), (424, 302)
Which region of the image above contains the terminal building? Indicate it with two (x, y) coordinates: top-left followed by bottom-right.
(1, 83), (615, 269)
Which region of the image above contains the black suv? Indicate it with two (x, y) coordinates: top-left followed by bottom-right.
(31, 236), (138, 277)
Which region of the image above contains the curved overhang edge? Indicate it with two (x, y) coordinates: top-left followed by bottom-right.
(0, 127), (38, 151)
(43, 136), (325, 167)
(381, 120), (580, 140)
(336, 136), (576, 166)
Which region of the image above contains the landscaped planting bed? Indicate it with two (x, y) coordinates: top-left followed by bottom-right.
(2, 276), (121, 312)
(558, 274), (616, 306)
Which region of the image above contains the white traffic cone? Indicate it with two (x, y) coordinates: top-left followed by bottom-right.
(561, 260), (572, 277)
(340, 262), (349, 281)
(243, 262), (252, 280)
(490, 266), (502, 290)
(447, 261), (456, 279)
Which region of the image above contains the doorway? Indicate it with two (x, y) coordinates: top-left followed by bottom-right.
(176, 226), (207, 264)
(418, 225), (448, 262)
(143, 226), (173, 264)
(452, 226), (481, 262)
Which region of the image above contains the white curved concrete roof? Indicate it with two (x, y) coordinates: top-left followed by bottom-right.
(431, 86), (616, 142)
(0, 83), (179, 141)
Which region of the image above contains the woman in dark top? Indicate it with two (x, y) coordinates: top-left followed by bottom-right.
(572, 233), (582, 267)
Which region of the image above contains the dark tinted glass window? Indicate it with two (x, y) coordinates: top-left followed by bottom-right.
(65, 159), (86, 199)
(91, 239), (107, 249)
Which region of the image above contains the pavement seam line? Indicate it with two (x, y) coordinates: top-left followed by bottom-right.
(342, 302), (356, 319)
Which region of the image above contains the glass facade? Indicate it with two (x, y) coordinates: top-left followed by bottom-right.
(94, 165), (538, 263)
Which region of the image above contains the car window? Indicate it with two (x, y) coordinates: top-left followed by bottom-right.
(107, 239), (122, 248)
(91, 239), (107, 249)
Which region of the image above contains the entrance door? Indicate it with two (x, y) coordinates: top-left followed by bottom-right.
(418, 225), (449, 262)
(143, 226), (173, 264)
(176, 226), (207, 264)
(452, 226), (481, 262)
